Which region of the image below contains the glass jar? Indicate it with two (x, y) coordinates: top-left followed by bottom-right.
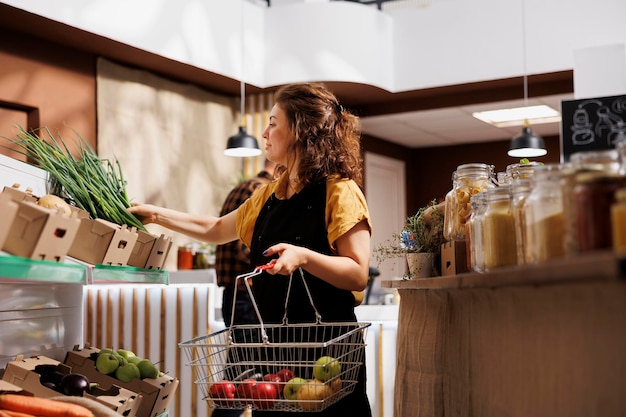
(506, 161), (542, 181)
(480, 186), (517, 271)
(611, 188), (626, 254)
(443, 170), (457, 242)
(468, 192), (487, 272)
(523, 164), (565, 264)
(447, 163), (496, 242)
(177, 245), (194, 270)
(562, 150), (621, 256)
(617, 138), (626, 175)
(510, 178), (532, 265)
(573, 171), (626, 252)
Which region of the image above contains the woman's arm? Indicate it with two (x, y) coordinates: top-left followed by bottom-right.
(128, 204), (239, 244)
(260, 219), (371, 291)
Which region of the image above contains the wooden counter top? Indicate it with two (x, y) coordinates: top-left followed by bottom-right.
(381, 250), (625, 290)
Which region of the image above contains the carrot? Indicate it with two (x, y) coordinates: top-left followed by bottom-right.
(0, 395), (93, 417)
(0, 410), (37, 417)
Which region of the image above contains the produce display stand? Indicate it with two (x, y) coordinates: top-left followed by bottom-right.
(0, 252), (86, 283)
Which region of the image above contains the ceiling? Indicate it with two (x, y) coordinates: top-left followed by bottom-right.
(358, 93), (574, 149)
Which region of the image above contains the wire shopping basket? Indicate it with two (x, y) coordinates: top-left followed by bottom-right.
(179, 265), (371, 412)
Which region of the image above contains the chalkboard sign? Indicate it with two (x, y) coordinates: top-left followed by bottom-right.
(560, 94), (626, 162)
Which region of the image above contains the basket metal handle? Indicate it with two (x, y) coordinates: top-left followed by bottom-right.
(230, 265), (323, 343)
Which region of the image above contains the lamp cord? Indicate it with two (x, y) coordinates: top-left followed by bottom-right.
(521, 0), (528, 110)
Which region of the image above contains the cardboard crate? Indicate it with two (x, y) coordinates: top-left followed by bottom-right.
(68, 218), (138, 266)
(441, 240), (468, 276)
(127, 232), (172, 270)
(2, 355), (142, 417)
(143, 234), (172, 270)
(0, 198), (19, 249)
(0, 184), (37, 204)
(2, 201), (81, 262)
(0, 379), (29, 395)
(64, 346), (179, 417)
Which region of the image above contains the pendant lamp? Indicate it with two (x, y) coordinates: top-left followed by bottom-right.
(507, 0), (547, 158)
(224, 80), (262, 157)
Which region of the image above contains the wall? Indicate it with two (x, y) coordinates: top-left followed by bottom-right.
(0, 28), (96, 156)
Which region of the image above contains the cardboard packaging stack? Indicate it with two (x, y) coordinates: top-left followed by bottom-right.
(2, 354), (142, 417)
(0, 185), (171, 269)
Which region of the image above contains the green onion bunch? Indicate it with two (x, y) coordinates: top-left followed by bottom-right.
(6, 126), (147, 232)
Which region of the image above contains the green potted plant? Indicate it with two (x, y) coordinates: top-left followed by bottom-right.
(374, 199), (446, 278)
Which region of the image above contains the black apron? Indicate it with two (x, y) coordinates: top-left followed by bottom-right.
(248, 180), (371, 417)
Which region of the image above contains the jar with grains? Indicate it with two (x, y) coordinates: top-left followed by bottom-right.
(443, 170), (457, 241)
(573, 171), (626, 252)
(446, 163), (496, 242)
(617, 138), (626, 175)
(611, 188), (626, 254)
(562, 150), (621, 256)
(511, 179), (532, 265)
(524, 163), (565, 264)
(467, 192), (487, 272)
(480, 187), (517, 271)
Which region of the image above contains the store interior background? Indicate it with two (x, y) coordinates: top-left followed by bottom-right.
(1, 2), (626, 417)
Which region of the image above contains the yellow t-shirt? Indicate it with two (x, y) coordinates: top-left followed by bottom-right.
(236, 172), (372, 252)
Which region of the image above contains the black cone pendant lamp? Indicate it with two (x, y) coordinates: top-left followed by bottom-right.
(508, 119), (547, 157)
(507, 0), (547, 159)
(224, 80), (262, 157)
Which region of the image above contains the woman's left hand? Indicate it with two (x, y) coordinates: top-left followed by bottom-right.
(261, 243), (306, 275)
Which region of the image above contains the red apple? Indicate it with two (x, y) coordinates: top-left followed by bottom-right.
(263, 373), (284, 398)
(208, 380), (236, 407)
(276, 368), (295, 383)
(236, 378), (257, 405)
(251, 381), (278, 409)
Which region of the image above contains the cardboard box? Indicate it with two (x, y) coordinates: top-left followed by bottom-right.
(2, 201), (81, 262)
(68, 218), (138, 266)
(0, 379), (30, 396)
(64, 346), (179, 417)
(2, 355), (142, 417)
(127, 232), (173, 270)
(0, 184), (37, 204)
(143, 234), (172, 270)
(0, 198), (19, 249)
(441, 240), (468, 276)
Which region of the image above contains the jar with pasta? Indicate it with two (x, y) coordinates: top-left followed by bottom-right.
(448, 163), (496, 241)
(523, 164), (565, 264)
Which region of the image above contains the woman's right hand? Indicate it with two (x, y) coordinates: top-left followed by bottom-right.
(128, 203), (159, 224)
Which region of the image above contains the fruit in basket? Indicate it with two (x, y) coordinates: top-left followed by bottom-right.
(297, 379), (333, 411)
(115, 363), (141, 382)
(283, 377), (308, 402)
(37, 194), (72, 216)
(313, 356), (341, 382)
(208, 380), (237, 407)
(96, 352), (121, 375)
(59, 373), (90, 396)
(328, 377), (342, 393)
(276, 368), (295, 383)
(136, 359), (160, 379)
(236, 378), (257, 404)
(250, 381), (278, 409)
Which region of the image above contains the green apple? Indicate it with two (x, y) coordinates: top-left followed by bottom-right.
(97, 348), (114, 358)
(115, 363), (141, 383)
(312, 356), (341, 382)
(116, 349), (136, 359)
(283, 377), (307, 402)
(96, 352), (120, 375)
(136, 359), (159, 379)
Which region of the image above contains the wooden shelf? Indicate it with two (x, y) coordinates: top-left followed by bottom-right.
(381, 249), (625, 291)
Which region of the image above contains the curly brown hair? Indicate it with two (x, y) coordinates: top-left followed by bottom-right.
(273, 82), (363, 187)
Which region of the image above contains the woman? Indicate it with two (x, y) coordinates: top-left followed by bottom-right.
(130, 82), (372, 416)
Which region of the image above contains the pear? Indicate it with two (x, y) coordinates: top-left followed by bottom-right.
(115, 363), (141, 383)
(116, 349), (136, 359)
(136, 359), (159, 379)
(96, 352), (120, 375)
